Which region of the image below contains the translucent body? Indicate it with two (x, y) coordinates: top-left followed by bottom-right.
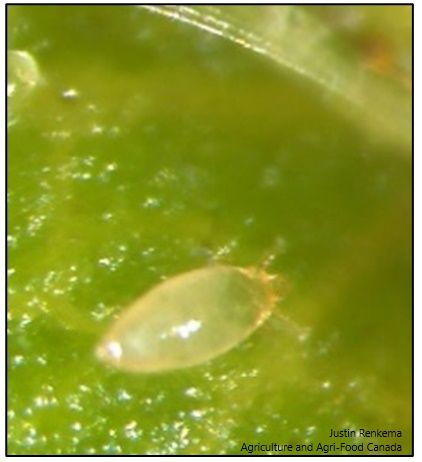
(8, 50), (41, 97)
(96, 265), (278, 373)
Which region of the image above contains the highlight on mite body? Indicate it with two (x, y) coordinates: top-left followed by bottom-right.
(95, 265), (283, 373)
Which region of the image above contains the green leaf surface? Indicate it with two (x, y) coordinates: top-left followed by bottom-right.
(7, 5), (412, 455)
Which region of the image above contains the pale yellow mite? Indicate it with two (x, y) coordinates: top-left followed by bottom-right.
(95, 265), (281, 373)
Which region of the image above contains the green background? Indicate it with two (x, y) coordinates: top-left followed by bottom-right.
(7, 5), (412, 455)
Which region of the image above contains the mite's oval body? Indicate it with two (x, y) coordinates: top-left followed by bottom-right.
(96, 265), (279, 373)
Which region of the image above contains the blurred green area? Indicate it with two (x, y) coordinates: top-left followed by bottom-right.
(7, 5), (412, 455)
